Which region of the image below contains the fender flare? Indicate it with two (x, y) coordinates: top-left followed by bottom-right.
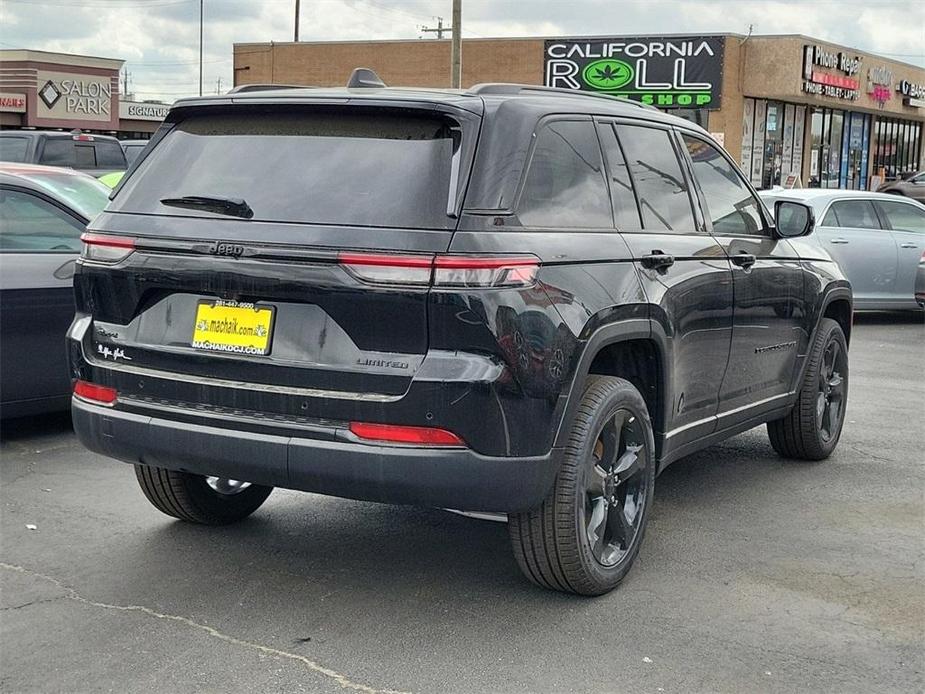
(552, 318), (670, 450)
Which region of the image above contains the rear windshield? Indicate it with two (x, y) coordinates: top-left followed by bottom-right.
(0, 136), (29, 162)
(39, 138), (126, 169)
(112, 110), (459, 229)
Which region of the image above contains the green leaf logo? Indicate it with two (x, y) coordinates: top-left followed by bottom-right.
(582, 59), (634, 91)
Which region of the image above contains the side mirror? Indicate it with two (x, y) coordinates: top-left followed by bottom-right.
(774, 200), (815, 238)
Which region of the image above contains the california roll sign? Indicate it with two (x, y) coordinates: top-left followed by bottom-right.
(544, 36), (725, 109)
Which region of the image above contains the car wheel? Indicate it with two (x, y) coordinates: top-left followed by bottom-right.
(509, 375), (655, 596)
(767, 318), (848, 460)
(134, 465), (272, 525)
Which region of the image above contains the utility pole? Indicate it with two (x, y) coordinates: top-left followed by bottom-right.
(198, 0), (203, 96)
(215, 77), (223, 94)
(294, 0), (300, 41)
(121, 67), (132, 99)
(420, 17), (447, 40)
(450, 0), (461, 88)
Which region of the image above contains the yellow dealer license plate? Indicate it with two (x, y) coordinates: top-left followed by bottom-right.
(192, 300), (275, 356)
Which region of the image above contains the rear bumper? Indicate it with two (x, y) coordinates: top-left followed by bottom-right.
(72, 397), (560, 513)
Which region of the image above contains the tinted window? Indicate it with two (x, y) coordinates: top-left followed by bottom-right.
(39, 139), (75, 166)
(598, 124), (642, 230)
(123, 142), (146, 166)
(877, 201), (925, 233)
(112, 111), (459, 229)
(682, 135), (764, 235)
(0, 137), (29, 162)
(518, 120), (611, 228)
(615, 125), (695, 231)
(96, 141), (126, 168)
(75, 145), (96, 168)
(826, 200), (881, 229)
(0, 189), (84, 251)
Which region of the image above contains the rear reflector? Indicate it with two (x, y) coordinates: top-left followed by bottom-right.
(337, 252), (539, 288)
(73, 380), (117, 405)
(349, 422), (464, 446)
(80, 233), (136, 263)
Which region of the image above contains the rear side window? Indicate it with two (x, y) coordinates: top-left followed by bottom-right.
(598, 124), (642, 230)
(615, 125), (695, 232)
(517, 120), (612, 228)
(95, 141), (126, 168)
(823, 200), (881, 229)
(0, 189), (84, 252)
(113, 111), (459, 229)
(39, 139), (75, 166)
(0, 137), (29, 162)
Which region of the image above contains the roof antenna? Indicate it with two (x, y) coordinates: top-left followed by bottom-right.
(347, 67), (386, 89)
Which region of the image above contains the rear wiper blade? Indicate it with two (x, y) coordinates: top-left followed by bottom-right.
(159, 195), (254, 219)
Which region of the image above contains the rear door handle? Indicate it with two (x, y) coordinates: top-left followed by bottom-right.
(731, 252), (756, 269)
(899, 243), (918, 248)
(830, 238), (850, 244)
(640, 251), (675, 270)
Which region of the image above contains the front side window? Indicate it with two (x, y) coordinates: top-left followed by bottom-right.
(876, 201), (925, 234)
(615, 125), (695, 232)
(823, 200), (881, 229)
(0, 189), (84, 252)
(682, 134), (765, 235)
(518, 120), (612, 228)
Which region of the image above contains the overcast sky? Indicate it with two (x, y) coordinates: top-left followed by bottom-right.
(2, 0), (923, 102)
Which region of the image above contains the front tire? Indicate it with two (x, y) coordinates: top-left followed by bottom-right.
(134, 465), (273, 525)
(509, 376), (655, 596)
(767, 318), (848, 460)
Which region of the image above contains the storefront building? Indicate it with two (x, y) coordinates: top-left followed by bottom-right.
(0, 49), (168, 139)
(233, 34), (925, 189)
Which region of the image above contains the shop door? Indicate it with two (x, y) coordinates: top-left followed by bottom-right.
(843, 113), (870, 190)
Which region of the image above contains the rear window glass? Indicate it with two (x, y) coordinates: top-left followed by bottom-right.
(96, 141), (126, 168)
(112, 111), (458, 229)
(0, 137), (29, 162)
(75, 145), (96, 168)
(39, 139), (75, 166)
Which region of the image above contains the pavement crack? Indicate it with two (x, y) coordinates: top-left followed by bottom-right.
(1, 595), (69, 611)
(0, 562), (409, 694)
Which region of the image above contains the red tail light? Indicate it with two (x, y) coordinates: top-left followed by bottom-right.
(337, 252), (539, 288)
(80, 233), (136, 263)
(73, 380), (118, 405)
(349, 422), (465, 446)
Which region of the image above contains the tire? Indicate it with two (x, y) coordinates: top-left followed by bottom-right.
(134, 465), (273, 525)
(509, 376), (656, 596)
(767, 318), (848, 460)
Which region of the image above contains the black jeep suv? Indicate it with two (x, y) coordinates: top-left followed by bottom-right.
(69, 75), (851, 595)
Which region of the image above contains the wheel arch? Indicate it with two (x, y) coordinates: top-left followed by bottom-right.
(820, 288), (853, 346)
(553, 319), (670, 457)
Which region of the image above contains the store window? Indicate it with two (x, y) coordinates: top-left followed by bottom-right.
(740, 98), (806, 189)
(808, 107), (871, 190)
(871, 117), (923, 182)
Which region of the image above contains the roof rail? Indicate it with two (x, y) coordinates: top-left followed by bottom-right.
(467, 83), (660, 111)
(226, 83), (313, 94)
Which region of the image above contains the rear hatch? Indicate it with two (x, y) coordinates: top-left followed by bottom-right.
(76, 101), (480, 400)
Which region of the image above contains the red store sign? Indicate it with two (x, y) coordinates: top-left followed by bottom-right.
(0, 93), (27, 113)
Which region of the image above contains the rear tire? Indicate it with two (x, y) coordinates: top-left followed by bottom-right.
(134, 465), (272, 525)
(509, 376), (655, 596)
(767, 318), (848, 460)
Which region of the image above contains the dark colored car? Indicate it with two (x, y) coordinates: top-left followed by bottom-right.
(0, 131), (127, 176)
(0, 164), (110, 417)
(69, 78), (852, 595)
(878, 171), (925, 203)
(121, 139), (149, 167)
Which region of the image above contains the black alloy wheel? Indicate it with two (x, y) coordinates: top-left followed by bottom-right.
(583, 409), (648, 567)
(816, 337), (846, 443)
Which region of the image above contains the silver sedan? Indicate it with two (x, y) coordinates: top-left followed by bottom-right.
(759, 189), (925, 311)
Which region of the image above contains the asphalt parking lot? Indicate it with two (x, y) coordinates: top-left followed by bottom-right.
(1, 312), (922, 694)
